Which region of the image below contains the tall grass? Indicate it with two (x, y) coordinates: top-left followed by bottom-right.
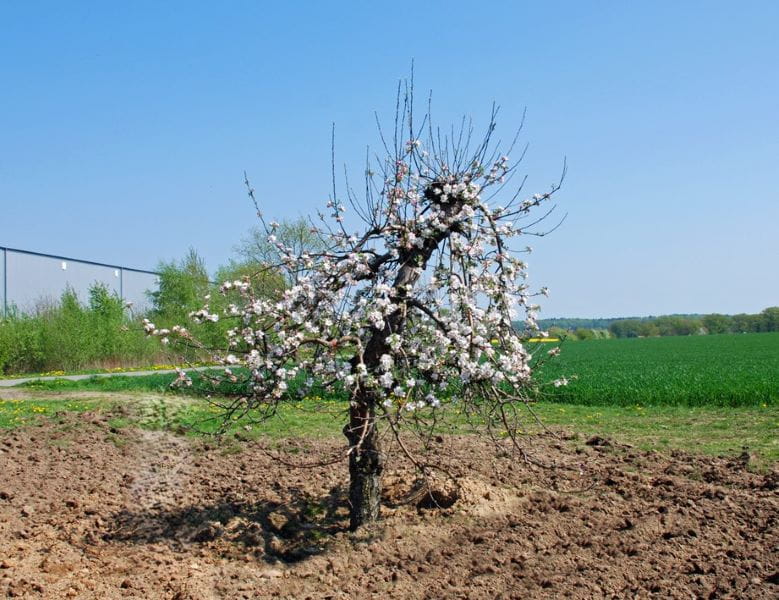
(0, 247), (285, 376)
(0, 284), (169, 375)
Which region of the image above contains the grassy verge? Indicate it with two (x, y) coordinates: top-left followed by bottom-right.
(18, 373), (183, 393)
(2, 388), (776, 467)
(0, 362), (215, 381)
(0, 397), (98, 428)
(18, 370), (340, 400)
(106, 395), (346, 439)
(533, 403), (778, 467)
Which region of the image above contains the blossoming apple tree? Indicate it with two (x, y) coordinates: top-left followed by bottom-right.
(145, 85), (564, 530)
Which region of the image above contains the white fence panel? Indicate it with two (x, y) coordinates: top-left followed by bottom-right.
(0, 246), (158, 316)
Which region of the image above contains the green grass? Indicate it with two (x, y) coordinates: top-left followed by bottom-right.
(11, 330), (779, 462)
(0, 391), (344, 439)
(115, 394), (346, 439)
(24, 332), (779, 409)
(0, 362), (216, 381)
(533, 332), (779, 406)
(533, 402), (779, 467)
(0, 397), (98, 428)
(2, 392), (776, 466)
(19, 372), (183, 393)
(19, 368), (343, 402)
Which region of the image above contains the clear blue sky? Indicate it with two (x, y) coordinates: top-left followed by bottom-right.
(2, 1), (777, 317)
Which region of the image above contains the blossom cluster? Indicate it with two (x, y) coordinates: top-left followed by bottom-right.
(150, 130), (560, 422)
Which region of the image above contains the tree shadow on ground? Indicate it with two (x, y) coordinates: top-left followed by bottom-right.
(102, 486), (350, 563)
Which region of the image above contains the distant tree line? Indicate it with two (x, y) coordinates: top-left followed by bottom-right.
(537, 317), (643, 330)
(538, 314), (704, 331)
(535, 308), (779, 339)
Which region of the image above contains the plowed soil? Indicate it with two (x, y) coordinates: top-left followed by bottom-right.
(0, 409), (776, 599)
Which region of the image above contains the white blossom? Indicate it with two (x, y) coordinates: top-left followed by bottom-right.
(152, 105), (562, 447)
(379, 354), (393, 372)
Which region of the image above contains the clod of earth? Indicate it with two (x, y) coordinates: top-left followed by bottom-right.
(0, 413), (776, 598)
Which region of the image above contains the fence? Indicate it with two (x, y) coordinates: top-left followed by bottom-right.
(0, 246), (159, 317)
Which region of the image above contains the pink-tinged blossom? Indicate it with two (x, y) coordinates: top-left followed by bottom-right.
(149, 98), (564, 503)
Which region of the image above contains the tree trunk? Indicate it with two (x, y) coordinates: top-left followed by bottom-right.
(342, 201), (460, 529)
(344, 400), (383, 530)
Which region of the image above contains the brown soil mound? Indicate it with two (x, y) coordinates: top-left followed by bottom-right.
(0, 412), (776, 599)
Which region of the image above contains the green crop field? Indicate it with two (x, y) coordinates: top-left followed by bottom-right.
(534, 332), (779, 407)
(19, 332), (779, 408)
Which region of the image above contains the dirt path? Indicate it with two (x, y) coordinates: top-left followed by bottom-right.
(0, 411), (776, 598)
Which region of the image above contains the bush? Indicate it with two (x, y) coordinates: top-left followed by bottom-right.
(0, 247), (288, 375)
(0, 284), (164, 375)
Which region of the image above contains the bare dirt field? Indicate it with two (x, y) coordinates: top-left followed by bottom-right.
(0, 406), (777, 599)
